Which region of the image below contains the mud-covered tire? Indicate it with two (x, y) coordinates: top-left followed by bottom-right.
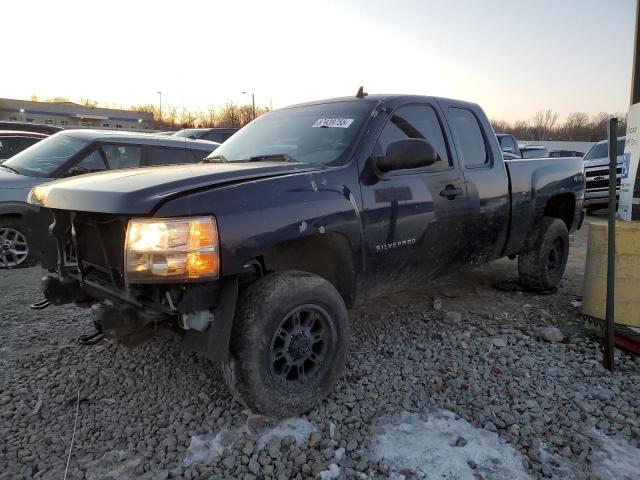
(0, 221), (33, 269)
(586, 207), (599, 216)
(518, 217), (569, 291)
(223, 271), (350, 417)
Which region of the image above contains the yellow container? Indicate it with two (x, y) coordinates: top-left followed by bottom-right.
(582, 219), (640, 326)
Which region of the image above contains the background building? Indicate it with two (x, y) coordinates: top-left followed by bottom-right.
(0, 98), (153, 131)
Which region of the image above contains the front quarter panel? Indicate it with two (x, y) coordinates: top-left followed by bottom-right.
(153, 164), (364, 277)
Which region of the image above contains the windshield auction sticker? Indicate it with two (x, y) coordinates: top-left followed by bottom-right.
(312, 118), (354, 128)
(619, 103), (639, 220)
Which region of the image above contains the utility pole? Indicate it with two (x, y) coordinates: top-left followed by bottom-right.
(604, 118), (618, 371)
(243, 91), (256, 120)
(157, 91), (162, 124)
(631, 0), (640, 105)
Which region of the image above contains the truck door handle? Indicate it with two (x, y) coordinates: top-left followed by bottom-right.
(439, 185), (463, 199)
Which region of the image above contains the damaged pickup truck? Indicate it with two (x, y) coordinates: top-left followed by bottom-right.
(29, 93), (585, 416)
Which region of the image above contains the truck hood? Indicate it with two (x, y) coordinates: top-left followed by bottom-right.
(0, 166), (47, 190)
(35, 162), (321, 215)
(584, 154), (624, 169)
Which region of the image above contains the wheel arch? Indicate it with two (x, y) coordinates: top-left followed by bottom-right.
(259, 232), (357, 307)
(544, 192), (576, 231)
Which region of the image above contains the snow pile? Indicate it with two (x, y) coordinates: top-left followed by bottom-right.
(256, 417), (317, 449)
(591, 430), (640, 479)
(184, 432), (229, 466)
(371, 410), (531, 480)
(318, 463), (341, 480)
(184, 414), (317, 466)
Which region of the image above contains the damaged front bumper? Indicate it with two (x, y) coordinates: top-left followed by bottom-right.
(43, 210), (238, 362)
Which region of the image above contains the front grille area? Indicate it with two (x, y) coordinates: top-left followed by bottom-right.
(586, 167), (621, 178)
(587, 179), (621, 189)
(54, 211), (128, 292)
(77, 215), (127, 290)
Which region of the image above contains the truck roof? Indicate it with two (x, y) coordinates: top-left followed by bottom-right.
(281, 94), (481, 111)
(56, 129), (219, 150)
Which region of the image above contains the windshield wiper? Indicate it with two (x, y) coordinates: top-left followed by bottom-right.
(249, 153), (299, 163)
(0, 164), (19, 174)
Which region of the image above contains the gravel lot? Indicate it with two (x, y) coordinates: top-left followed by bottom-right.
(2, 220), (640, 479)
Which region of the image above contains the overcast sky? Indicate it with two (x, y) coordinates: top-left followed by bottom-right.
(3, 0), (635, 121)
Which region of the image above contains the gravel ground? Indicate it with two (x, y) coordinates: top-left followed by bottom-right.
(2, 220), (640, 479)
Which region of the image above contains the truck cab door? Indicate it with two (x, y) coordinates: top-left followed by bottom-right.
(445, 105), (510, 263)
(359, 103), (470, 290)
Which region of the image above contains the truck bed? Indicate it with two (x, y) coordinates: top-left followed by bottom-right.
(503, 157), (585, 256)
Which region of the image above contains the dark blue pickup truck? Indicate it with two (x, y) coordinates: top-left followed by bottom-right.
(29, 93), (585, 416)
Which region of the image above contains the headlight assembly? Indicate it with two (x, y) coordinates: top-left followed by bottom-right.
(124, 216), (219, 283)
(27, 185), (50, 206)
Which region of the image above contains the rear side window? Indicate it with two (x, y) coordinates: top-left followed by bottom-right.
(448, 107), (489, 167)
(377, 105), (450, 171)
(145, 147), (192, 166)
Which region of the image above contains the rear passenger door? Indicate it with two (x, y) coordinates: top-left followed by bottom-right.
(360, 103), (471, 285)
(445, 105), (510, 263)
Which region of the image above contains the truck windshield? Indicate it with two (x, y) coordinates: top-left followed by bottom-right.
(2, 133), (89, 177)
(206, 100), (375, 166)
(584, 139), (626, 160)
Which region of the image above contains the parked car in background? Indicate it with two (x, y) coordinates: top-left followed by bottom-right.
(520, 144), (549, 159)
(31, 94), (585, 416)
(0, 121), (63, 135)
(549, 150), (584, 158)
(0, 131), (48, 160)
(173, 127), (239, 143)
(0, 130), (218, 268)
(583, 137), (626, 214)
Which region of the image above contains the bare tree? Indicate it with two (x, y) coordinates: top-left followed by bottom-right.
(530, 109), (558, 141)
(80, 97), (99, 108)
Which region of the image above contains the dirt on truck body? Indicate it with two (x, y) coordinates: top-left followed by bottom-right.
(29, 92), (585, 416)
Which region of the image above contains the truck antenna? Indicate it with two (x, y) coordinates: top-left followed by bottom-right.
(356, 86), (368, 98)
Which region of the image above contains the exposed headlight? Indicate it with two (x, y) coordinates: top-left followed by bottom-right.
(27, 185), (50, 206)
(124, 216), (219, 283)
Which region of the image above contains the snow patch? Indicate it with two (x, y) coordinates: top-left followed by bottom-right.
(256, 417), (317, 449)
(591, 429), (640, 479)
(184, 415), (317, 466)
(371, 410), (531, 480)
(319, 463), (340, 480)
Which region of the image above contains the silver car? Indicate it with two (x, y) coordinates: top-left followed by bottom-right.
(583, 137), (625, 214)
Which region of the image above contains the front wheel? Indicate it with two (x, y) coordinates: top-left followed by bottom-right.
(518, 217), (569, 291)
(0, 221), (32, 268)
(223, 271), (350, 417)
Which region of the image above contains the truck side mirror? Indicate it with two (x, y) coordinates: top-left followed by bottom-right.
(375, 139), (438, 173)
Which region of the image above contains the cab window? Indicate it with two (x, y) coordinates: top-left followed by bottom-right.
(73, 149), (108, 172)
(101, 144), (142, 169)
(72, 144), (142, 173)
(376, 105), (450, 172)
(448, 107), (489, 167)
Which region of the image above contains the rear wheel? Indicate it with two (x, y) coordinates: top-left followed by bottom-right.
(518, 217), (569, 291)
(0, 221), (32, 268)
(586, 207), (599, 216)
(223, 271), (350, 417)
